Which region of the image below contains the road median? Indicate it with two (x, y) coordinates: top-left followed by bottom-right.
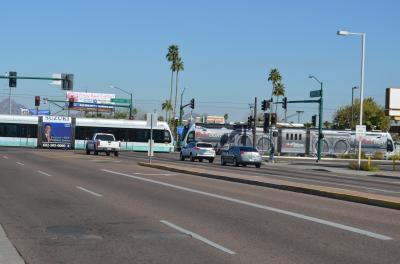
(138, 162), (400, 210)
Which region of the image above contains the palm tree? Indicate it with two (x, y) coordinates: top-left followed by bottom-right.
(172, 57), (184, 121)
(273, 82), (285, 113)
(166, 45), (179, 111)
(161, 100), (173, 121)
(267, 68), (282, 113)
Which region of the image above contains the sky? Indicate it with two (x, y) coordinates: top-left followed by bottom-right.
(0, 0), (399, 122)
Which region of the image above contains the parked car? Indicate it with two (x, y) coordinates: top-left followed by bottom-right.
(221, 146), (262, 168)
(180, 142), (215, 163)
(86, 133), (120, 156)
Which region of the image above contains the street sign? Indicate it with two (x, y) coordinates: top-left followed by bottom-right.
(356, 125), (366, 135)
(111, 98), (131, 104)
(310, 89), (322, 98)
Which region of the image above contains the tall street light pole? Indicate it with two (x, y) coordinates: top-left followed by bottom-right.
(110, 85), (133, 119)
(309, 75), (323, 162)
(179, 87), (186, 126)
(337, 30), (366, 169)
(351, 86), (358, 129)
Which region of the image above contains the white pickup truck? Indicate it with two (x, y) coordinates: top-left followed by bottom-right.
(86, 133), (120, 156)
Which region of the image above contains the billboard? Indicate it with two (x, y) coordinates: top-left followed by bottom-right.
(66, 91), (115, 111)
(385, 88), (400, 117)
(41, 116), (72, 149)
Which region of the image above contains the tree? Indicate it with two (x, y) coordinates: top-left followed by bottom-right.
(166, 45), (179, 114)
(161, 100), (173, 121)
(268, 68), (283, 117)
(273, 82), (285, 114)
(172, 56), (184, 121)
(223, 113), (229, 123)
(332, 97), (390, 131)
(114, 111), (128, 119)
(323, 121), (332, 129)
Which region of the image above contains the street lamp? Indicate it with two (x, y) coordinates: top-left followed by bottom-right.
(337, 30), (366, 169)
(308, 75), (324, 162)
(179, 87), (187, 126)
(110, 85), (133, 119)
(351, 86), (359, 129)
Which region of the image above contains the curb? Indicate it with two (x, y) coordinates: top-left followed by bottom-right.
(138, 162), (400, 210)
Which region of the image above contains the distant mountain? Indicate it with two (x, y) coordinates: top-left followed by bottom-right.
(0, 98), (27, 115)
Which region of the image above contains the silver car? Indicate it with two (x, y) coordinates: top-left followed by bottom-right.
(180, 142), (216, 163)
(221, 146), (262, 168)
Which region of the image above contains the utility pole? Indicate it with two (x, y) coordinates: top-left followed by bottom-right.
(253, 97), (257, 148)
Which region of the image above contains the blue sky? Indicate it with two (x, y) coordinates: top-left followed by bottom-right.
(1, 0), (399, 122)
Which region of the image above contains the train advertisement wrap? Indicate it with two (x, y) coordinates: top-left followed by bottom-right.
(41, 116), (72, 149)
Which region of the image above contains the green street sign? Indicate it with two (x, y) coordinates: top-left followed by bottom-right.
(310, 89), (322, 98)
(111, 98), (131, 104)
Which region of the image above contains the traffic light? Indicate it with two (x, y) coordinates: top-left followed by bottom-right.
(190, 98), (195, 109)
(263, 113), (270, 133)
(247, 116), (253, 127)
(61, 74), (74, 90)
(34, 96), (40, 107)
(9, 71), (17, 88)
(282, 97), (287, 110)
(68, 97), (75, 108)
(261, 100), (267, 111)
(311, 114), (317, 127)
(271, 113), (277, 125)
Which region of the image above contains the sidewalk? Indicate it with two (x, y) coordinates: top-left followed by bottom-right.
(139, 162), (400, 210)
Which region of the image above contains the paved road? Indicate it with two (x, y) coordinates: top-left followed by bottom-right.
(0, 148), (399, 263)
(121, 151), (400, 197)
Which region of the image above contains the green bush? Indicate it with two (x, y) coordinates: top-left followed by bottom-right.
(373, 151), (384, 160)
(389, 154), (400, 161)
(340, 153), (357, 159)
(348, 161), (379, 171)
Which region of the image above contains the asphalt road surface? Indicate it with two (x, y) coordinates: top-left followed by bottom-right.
(0, 148), (399, 264)
(122, 151), (400, 198)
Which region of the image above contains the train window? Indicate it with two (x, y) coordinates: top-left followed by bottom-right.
(286, 133), (289, 140)
(299, 134), (302, 141)
(188, 131), (195, 142)
(290, 134), (293, 140)
(295, 134), (298, 140)
(0, 123), (37, 138)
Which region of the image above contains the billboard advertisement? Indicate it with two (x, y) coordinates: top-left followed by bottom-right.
(385, 88), (400, 117)
(66, 91), (115, 111)
(41, 116), (72, 149)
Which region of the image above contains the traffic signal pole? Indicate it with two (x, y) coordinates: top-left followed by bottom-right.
(317, 82), (324, 162)
(253, 97), (257, 148)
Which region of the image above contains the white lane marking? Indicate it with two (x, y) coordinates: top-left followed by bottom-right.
(133, 172), (177, 176)
(16, 162), (24, 166)
(102, 169), (393, 241)
(3, 155), (9, 159)
(76, 186), (103, 197)
(160, 220), (236, 255)
(37, 170), (52, 177)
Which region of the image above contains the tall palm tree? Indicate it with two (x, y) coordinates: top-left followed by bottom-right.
(166, 45), (179, 110)
(161, 100), (173, 121)
(172, 57), (184, 120)
(273, 82), (285, 114)
(267, 68), (282, 113)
